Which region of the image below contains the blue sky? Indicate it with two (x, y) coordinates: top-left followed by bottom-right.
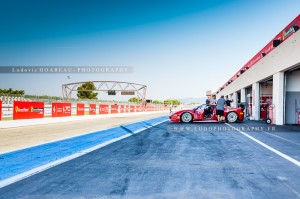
(0, 0), (299, 101)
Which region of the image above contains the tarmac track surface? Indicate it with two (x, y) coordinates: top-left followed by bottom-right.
(1, 121), (300, 199)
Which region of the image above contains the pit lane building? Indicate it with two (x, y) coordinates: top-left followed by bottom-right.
(215, 14), (300, 125)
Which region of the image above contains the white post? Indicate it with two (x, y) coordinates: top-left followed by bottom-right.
(232, 92), (238, 108)
(251, 82), (260, 120)
(241, 88), (246, 103)
(273, 72), (285, 125)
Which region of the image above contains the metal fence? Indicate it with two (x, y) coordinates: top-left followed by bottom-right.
(0, 94), (140, 105)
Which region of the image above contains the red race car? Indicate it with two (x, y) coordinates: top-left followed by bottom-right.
(169, 104), (244, 123)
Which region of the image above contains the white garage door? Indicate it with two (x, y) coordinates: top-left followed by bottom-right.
(285, 69), (300, 124)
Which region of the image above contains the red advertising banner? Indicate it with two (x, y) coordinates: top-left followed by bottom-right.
(111, 105), (118, 114)
(0, 101), (2, 121)
(126, 105), (130, 113)
(281, 14), (300, 42)
(13, 101), (44, 120)
(130, 105), (135, 112)
(77, 103), (85, 116)
(52, 102), (71, 117)
(136, 106), (141, 112)
(89, 104), (96, 115)
(120, 105), (125, 113)
(99, 104), (109, 114)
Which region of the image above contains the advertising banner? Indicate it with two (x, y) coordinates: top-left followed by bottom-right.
(52, 102), (71, 117)
(13, 101), (44, 120)
(282, 15), (300, 41)
(77, 103), (85, 116)
(89, 104), (96, 115)
(126, 105), (130, 113)
(152, 106), (156, 111)
(130, 105), (135, 112)
(111, 105), (118, 114)
(135, 106), (140, 112)
(120, 105), (125, 113)
(0, 101), (2, 120)
(99, 104), (109, 114)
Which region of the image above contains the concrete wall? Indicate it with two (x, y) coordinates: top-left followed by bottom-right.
(260, 85), (272, 96)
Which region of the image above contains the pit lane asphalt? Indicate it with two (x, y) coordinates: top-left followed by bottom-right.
(1, 120), (300, 199)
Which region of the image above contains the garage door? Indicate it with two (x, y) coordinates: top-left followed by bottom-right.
(285, 69), (300, 124)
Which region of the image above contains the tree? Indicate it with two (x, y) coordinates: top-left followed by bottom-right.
(152, 100), (164, 104)
(77, 82), (98, 99)
(164, 99), (181, 106)
(128, 97), (140, 103)
(0, 88), (25, 95)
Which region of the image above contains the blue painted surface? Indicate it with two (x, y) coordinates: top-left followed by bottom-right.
(0, 116), (168, 181)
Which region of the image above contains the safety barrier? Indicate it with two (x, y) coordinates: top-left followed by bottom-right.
(13, 101), (44, 120)
(0, 101), (173, 120)
(52, 102), (71, 117)
(0, 100), (2, 121)
(77, 103), (84, 115)
(89, 104), (96, 115)
(99, 104), (109, 114)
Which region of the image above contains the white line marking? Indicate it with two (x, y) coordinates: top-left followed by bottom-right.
(242, 123), (300, 146)
(265, 132), (300, 146)
(285, 183), (300, 198)
(226, 123), (300, 167)
(0, 119), (168, 189)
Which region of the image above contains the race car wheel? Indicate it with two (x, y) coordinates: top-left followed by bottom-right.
(181, 112), (193, 123)
(226, 112), (238, 123)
